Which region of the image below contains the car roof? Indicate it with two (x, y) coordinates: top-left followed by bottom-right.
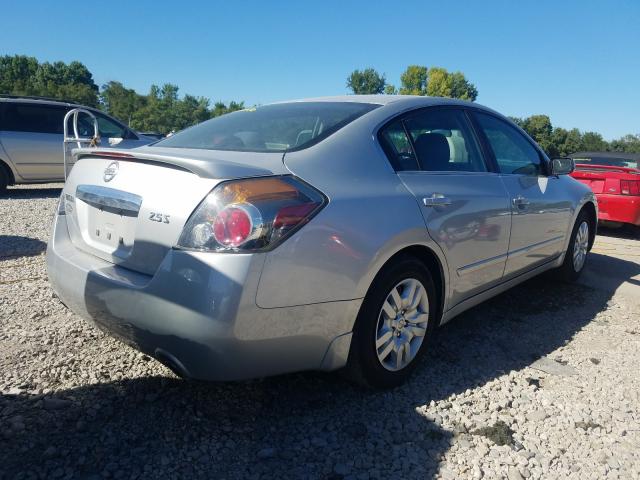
(276, 94), (476, 107)
(0, 95), (85, 108)
(274, 95), (501, 117)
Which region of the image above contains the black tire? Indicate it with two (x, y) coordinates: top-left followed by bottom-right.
(346, 255), (437, 389)
(0, 167), (7, 194)
(558, 211), (591, 282)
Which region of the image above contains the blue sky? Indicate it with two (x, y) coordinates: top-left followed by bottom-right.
(1, 0), (639, 139)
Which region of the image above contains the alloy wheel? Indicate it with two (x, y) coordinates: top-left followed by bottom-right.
(375, 278), (429, 371)
(573, 221), (589, 272)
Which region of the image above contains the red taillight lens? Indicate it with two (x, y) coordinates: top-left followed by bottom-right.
(176, 176), (326, 252)
(620, 180), (640, 195)
(273, 203), (320, 229)
(213, 206), (253, 247)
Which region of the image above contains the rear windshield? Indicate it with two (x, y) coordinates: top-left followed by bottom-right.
(155, 102), (379, 152)
(574, 156), (639, 169)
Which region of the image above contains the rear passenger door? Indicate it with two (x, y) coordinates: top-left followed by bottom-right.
(0, 103), (67, 180)
(471, 112), (572, 277)
(380, 107), (512, 307)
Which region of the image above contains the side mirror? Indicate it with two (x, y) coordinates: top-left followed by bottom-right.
(550, 157), (575, 176)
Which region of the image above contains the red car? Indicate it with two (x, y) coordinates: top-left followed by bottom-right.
(570, 152), (640, 227)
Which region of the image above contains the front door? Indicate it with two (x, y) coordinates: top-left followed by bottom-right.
(380, 107), (512, 307)
(471, 111), (572, 277)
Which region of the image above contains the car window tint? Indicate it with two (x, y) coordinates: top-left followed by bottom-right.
(66, 111), (127, 139)
(403, 109), (486, 172)
(1, 103), (66, 134)
(573, 156), (639, 169)
(67, 111), (95, 137)
(155, 102), (379, 152)
(474, 112), (541, 176)
(96, 113), (126, 138)
(379, 120), (419, 171)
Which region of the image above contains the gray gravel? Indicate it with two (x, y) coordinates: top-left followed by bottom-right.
(1, 184), (639, 479)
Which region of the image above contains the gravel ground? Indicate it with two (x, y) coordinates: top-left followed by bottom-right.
(1, 183), (639, 480)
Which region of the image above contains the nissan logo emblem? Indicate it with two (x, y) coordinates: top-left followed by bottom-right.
(103, 161), (119, 182)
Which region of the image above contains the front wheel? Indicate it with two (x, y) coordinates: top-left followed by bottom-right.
(346, 255), (437, 388)
(0, 168), (7, 194)
(559, 213), (591, 281)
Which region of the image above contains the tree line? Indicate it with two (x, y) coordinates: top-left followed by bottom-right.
(347, 65), (640, 156)
(0, 55), (243, 134)
(1, 55), (638, 154)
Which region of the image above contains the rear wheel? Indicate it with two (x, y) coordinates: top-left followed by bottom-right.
(346, 255), (437, 388)
(558, 212), (591, 281)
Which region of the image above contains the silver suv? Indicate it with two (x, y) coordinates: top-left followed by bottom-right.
(0, 96), (154, 191)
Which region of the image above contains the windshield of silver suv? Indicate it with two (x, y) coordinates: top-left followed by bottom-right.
(154, 102), (379, 152)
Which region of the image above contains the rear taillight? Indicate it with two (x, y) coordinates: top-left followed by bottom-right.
(176, 176), (326, 252)
(620, 180), (640, 196)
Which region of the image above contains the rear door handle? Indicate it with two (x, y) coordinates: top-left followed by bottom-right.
(423, 193), (452, 207)
(512, 195), (530, 207)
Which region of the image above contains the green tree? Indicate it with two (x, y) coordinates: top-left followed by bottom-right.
(211, 100), (244, 117)
(397, 65), (477, 100)
(0, 55), (39, 95)
(521, 115), (553, 154)
(609, 134), (640, 153)
(426, 67), (452, 97)
(1, 55), (245, 134)
(384, 84), (398, 95)
(449, 71), (478, 101)
(100, 81), (145, 126)
(549, 127), (583, 157)
(0, 55), (99, 106)
(346, 68), (386, 94)
(399, 65), (428, 95)
(581, 131), (607, 152)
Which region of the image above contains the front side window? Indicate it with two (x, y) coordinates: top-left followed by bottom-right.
(68, 111), (128, 139)
(403, 109), (487, 172)
(155, 102), (379, 152)
(1, 103), (66, 134)
(474, 112), (542, 176)
(96, 113), (127, 138)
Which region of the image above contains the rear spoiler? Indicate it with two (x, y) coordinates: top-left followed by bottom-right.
(574, 163), (640, 175)
(72, 147), (279, 179)
(74, 149), (193, 174)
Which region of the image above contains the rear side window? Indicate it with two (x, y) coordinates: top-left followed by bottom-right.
(379, 120), (419, 171)
(474, 112), (542, 176)
(155, 102), (379, 152)
(0, 103), (66, 134)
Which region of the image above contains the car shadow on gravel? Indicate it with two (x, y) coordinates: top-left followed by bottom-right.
(1, 185), (62, 199)
(0, 235), (47, 259)
(2, 256), (638, 479)
(597, 224), (640, 240)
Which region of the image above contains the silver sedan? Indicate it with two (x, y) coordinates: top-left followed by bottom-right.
(46, 96), (597, 388)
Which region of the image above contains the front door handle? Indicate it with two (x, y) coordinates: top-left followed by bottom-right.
(512, 195), (530, 207)
(423, 193), (452, 207)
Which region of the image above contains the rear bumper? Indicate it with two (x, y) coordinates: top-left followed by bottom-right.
(46, 214), (359, 381)
(595, 194), (640, 226)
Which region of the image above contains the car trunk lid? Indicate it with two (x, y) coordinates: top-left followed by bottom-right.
(62, 148), (287, 275)
(572, 163), (640, 195)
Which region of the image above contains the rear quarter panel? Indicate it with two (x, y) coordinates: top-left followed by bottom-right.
(257, 107), (449, 310)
